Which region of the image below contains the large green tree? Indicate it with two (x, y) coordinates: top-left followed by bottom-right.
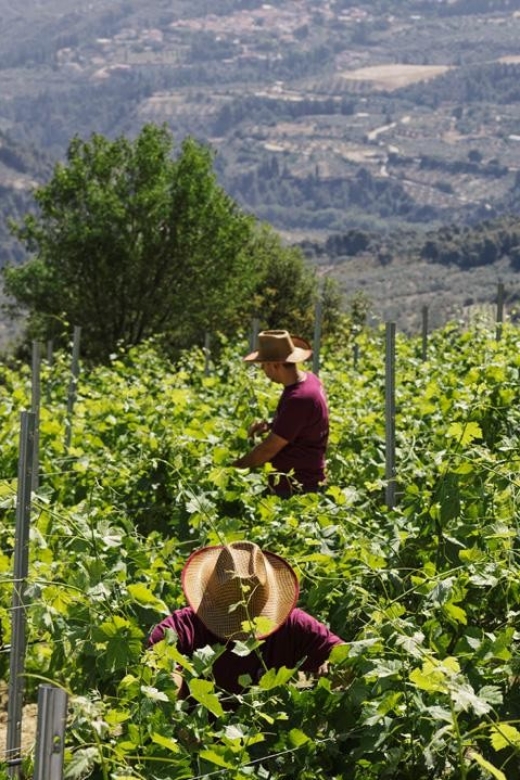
(245, 225), (343, 337)
(4, 124), (259, 361)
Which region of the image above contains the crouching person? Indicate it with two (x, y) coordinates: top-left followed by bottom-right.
(147, 540), (344, 699)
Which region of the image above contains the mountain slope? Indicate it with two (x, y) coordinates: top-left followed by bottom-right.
(1, 0), (520, 339)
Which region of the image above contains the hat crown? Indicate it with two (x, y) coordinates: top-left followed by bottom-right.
(243, 330), (312, 363)
(216, 542), (268, 590)
(181, 540), (299, 640)
(257, 330), (295, 362)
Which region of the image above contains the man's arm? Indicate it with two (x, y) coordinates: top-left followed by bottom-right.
(233, 431), (288, 468)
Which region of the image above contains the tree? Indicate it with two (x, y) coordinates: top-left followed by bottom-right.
(4, 124), (257, 361)
(244, 224), (342, 338)
(468, 149), (483, 164)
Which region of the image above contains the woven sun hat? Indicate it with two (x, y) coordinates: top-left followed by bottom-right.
(243, 330), (312, 363)
(181, 541), (299, 640)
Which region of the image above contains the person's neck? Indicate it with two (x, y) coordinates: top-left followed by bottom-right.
(282, 366), (306, 387)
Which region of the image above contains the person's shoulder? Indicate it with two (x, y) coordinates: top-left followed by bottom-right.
(301, 372), (326, 395)
(286, 607), (325, 630)
(175, 606), (221, 639)
(174, 605), (197, 621)
(164, 606), (215, 649)
(160, 605), (201, 633)
(287, 608), (344, 646)
(285, 374), (321, 399)
(307, 372), (327, 392)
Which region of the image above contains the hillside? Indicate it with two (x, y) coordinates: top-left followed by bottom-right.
(1, 0), (520, 336)
(303, 213), (520, 332)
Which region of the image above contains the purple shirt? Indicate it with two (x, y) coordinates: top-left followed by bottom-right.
(270, 372), (329, 495)
(148, 606), (343, 694)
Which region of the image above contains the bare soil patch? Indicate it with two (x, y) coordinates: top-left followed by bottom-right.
(0, 687), (38, 764)
(0, 706), (39, 765)
(341, 63), (452, 91)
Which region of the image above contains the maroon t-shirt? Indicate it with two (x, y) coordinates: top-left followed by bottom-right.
(148, 606), (343, 694)
(270, 371), (329, 495)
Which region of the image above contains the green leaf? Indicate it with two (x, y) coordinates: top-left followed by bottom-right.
(189, 678), (225, 717)
(443, 602), (467, 625)
(446, 421), (482, 446)
(150, 629), (196, 673)
(258, 666), (296, 690)
(451, 682), (491, 715)
(127, 582), (169, 612)
(93, 615), (132, 639)
(468, 750), (506, 780)
(289, 728), (310, 747)
(409, 657), (460, 693)
(104, 709), (131, 727)
(198, 749), (234, 769)
(63, 747), (99, 779)
(241, 616), (275, 636)
(232, 638), (261, 657)
(151, 732), (180, 753)
(140, 685), (169, 703)
(329, 643), (350, 663)
(451, 462), (474, 475)
(490, 723), (520, 751)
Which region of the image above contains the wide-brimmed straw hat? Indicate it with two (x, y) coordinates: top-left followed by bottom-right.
(243, 330), (312, 363)
(181, 541), (299, 640)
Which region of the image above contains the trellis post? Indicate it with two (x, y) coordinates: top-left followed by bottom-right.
(421, 305), (429, 361)
(65, 326), (81, 449)
(31, 342), (41, 492)
(33, 685), (68, 780)
(496, 282), (504, 341)
(312, 290), (323, 376)
(203, 332), (211, 376)
(385, 322), (396, 510)
(249, 317), (260, 353)
(6, 412), (36, 778)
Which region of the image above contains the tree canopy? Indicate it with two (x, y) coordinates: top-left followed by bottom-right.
(4, 123), (338, 361)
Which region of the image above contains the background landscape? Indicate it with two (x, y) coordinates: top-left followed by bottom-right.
(1, 0), (520, 339)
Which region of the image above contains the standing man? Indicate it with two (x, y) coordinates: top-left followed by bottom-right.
(233, 330), (329, 498)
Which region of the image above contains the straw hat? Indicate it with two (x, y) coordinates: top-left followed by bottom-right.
(243, 330), (312, 363)
(181, 541), (299, 640)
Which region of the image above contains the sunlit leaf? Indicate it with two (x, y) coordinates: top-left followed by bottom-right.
(490, 723), (520, 751)
(189, 678), (225, 717)
(127, 583), (169, 612)
(258, 666), (295, 690)
(140, 685), (169, 702)
(446, 421), (482, 446)
(198, 749), (234, 768)
(151, 732), (180, 752)
(288, 728), (310, 747)
(468, 750), (506, 780)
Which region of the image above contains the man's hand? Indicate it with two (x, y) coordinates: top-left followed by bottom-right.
(247, 420), (270, 438)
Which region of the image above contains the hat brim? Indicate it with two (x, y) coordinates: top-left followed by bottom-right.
(181, 545), (299, 640)
(243, 335), (313, 363)
(243, 345), (312, 363)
